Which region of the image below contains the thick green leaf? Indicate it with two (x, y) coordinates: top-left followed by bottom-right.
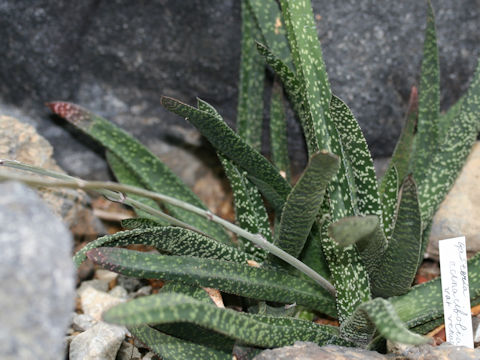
(256, 43), (298, 98)
(371, 177), (422, 298)
(256, 43), (319, 155)
(277, 6), (357, 223)
(412, 0), (440, 185)
(237, 0), (265, 151)
(47, 102), (230, 244)
(390, 251), (480, 331)
(330, 96), (381, 217)
(106, 151), (168, 224)
(152, 283), (236, 356)
(298, 224), (331, 280)
(355, 223), (389, 279)
(438, 95), (464, 143)
(247, 0), (292, 67)
(88, 247), (337, 315)
(328, 216), (380, 248)
(342, 298), (428, 346)
(419, 220), (433, 269)
(159, 282), (212, 303)
(379, 165), (399, 241)
(278, 1), (371, 325)
(380, 87), (418, 193)
(130, 325), (231, 360)
(271, 151), (339, 261)
(161, 96), (291, 212)
(196, 98), (272, 259)
(279, 0), (331, 151)
(320, 221), (371, 324)
(418, 59), (480, 224)
(329, 216), (388, 285)
(73, 226), (250, 267)
(105, 293), (341, 348)
(220, 155), (271, 260)
(270, 79), (291, 183)
(258, 30), (370, 322)
(120, 217), (163, 230)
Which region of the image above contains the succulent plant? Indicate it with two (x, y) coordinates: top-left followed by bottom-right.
(1, 0), (480, 359)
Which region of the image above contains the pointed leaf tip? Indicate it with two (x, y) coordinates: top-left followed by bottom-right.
(161, 96), (180, 110)
(46, 101), (92, 128)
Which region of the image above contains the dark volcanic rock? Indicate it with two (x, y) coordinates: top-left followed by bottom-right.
(0, 0), (478, 180)
(314, 0), (480, 156)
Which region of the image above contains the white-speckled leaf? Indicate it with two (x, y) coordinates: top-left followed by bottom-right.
(380, 166), (399, 241)
(330, 96), (381, 218)
(418, 59), (480, 224)
(411, 1), (440, 186)
(342, 298), (428, 346)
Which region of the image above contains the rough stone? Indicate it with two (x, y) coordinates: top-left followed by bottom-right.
(77, 279), (110, 296)
(69, 321), (126, 360)
(473, 315), (480, 345)
(427, 141), (480, 260)
(253, 342), (387, 360)
(95, 269), (119, 284)
(117, 275), (145, 293)
(130, 285), (153, 299)
(396, 343), (480, 359)
(0, 1), (478, 180)
(109, 285), (128, 299)
(72, 313), (96, 332)
(80, 286), (126, 321)
(0, 115), (105, 238)
(116, 341), (142, 360)
(142, 352), (158, 360)
(0, 181), (75, 360)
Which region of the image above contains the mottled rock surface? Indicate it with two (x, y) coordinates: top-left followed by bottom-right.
(116, 341), (142, 360)
(427, 141), (480, 260)
(69, 321), (126, 360)
(253, 342), (387, 359)
(0, 115), (105, 238)
(396, 343), (480, 359)
(254, 342), (480, 360)
(1, 0), (478, 180)
(0, 181), (75, 359)
(80, 286), (127, 321)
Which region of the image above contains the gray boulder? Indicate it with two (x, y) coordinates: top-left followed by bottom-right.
(0, 181), (75, 360)
(0, 0), (478, 179)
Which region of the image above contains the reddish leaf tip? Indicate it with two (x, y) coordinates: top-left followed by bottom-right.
(46, 101), (73, 118)
(46, 101), (92, 128)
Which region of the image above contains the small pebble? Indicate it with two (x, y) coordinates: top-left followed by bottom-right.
(473, 316), (480, 345)
(69, 321), (126, 360)
(95, 269), (119, 284)
(72, 313), (96, 332)
(77, 279), (109, 296)
(116, 340), (142, 360)
(142, 351), (159, 360)
(117, 275), (144, 292)
(80, 287), (126, 321)
(130, 285), (152, 299)
(109, 285), (128, 299)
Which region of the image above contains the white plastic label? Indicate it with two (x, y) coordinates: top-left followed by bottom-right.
(439, 236), (473, 348)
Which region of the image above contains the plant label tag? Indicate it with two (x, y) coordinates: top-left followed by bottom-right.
(439, 236), (473, 348)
